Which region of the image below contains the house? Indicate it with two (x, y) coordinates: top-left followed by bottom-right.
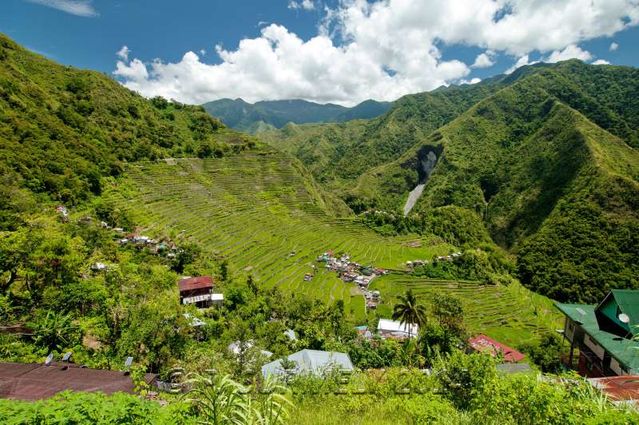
(262, 349), (353, 378)
(468, 335), (525, 363)
(377, 318), (419, 339)
(0, 362), (156, 401)
(178, 276), (223, 308)
(555, 290), (639, 377)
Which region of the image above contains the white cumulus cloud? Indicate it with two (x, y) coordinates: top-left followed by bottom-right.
(116, 46), (130, 61)
(545, 44), (592, 63)
(609, 41), (619, 51)
(114, 0), (639, 106)
(593, 59), (611, 65)
(26, 0), (97, 17)
(288, 0), (315, 11)
(472, 51), (495, 68)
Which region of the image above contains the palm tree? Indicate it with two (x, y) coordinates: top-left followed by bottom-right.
(392, 289), (427, 338)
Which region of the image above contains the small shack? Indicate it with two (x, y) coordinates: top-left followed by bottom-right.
(178, 276), (222, 308)
(468, 334), (525, 363)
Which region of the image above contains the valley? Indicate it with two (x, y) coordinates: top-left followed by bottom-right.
(1, 25), (639, 423)
(99, 149), (555, 345)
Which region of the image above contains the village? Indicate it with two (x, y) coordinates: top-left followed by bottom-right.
(311, 251), (386, 310)
(2, 206), (636, 407)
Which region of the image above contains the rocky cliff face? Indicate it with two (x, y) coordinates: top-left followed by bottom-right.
(403, 150), (438, 215)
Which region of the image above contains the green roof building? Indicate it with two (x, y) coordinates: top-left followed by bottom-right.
(555, 290), (639, 377)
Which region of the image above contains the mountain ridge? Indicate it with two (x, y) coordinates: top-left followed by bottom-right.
(202, 97), (393, 132)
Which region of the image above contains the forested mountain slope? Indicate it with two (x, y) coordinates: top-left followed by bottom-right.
(0, 32), (256, 230)
(202, 98), (392, 132)
(352, 67), (639, 303)
(263, 61), (639, 195)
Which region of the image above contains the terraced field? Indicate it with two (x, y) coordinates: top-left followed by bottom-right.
(370, 274), (561, 346)
(103, 151), (454, 320)
(103, 150), (560, 343)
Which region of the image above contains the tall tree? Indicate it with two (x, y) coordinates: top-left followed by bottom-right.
(392, 289), (427, 338)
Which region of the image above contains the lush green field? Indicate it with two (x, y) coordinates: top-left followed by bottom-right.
(101, 151), (559, 344)
(102, 151), (454, 321)
(370, 274), (560, 346)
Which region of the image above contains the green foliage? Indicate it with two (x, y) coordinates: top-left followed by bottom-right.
(0, 32), (254, 210)
(520, 332), (564, 374)
(184, 372), (291, 425)
(28, 310), (82, 352)
(0, 391), (196, 424)
(261, 73), (507, 192)
(434, 350), (497, 410)
(412, 250), (514, 284)
(352, 64), (639, 303)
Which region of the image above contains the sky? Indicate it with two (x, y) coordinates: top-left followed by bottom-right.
(3, 0), (639, 106)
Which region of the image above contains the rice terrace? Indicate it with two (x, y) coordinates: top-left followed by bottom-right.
(102, 149), (559, 345)
(3, 1), (639, 423)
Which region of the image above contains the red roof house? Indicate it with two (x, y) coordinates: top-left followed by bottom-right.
(178, 276), (221, 308)
(468, 334), (525, 363)
(178, 276), (214, 292)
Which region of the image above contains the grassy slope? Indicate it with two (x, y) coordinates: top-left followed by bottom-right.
(101, 150), (456, 322)
(369, 275), (557, 346)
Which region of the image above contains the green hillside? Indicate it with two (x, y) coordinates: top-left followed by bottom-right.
(98, 149), (557, 346)
(0, 32), (253, 229)
(352, 68), (639, 303)
(0, 33), (559, 347)
(259, 71), (525, 191)
(202, 98), (392, 132)
(100, 150), (454, 321)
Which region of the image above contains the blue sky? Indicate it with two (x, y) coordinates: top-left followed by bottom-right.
(3, 0), (639, 105)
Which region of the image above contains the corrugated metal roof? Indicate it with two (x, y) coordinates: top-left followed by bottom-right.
(262, 349), (353, 378)
(178, 276), (214, 292)
(468, 334), (525, 363)
(0, 362), (156, 401)
(556, 301), (639, 373)
(589, 376), (639, 402)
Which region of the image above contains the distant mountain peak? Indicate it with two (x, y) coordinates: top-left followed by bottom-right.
(202, 97), (393, 132)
